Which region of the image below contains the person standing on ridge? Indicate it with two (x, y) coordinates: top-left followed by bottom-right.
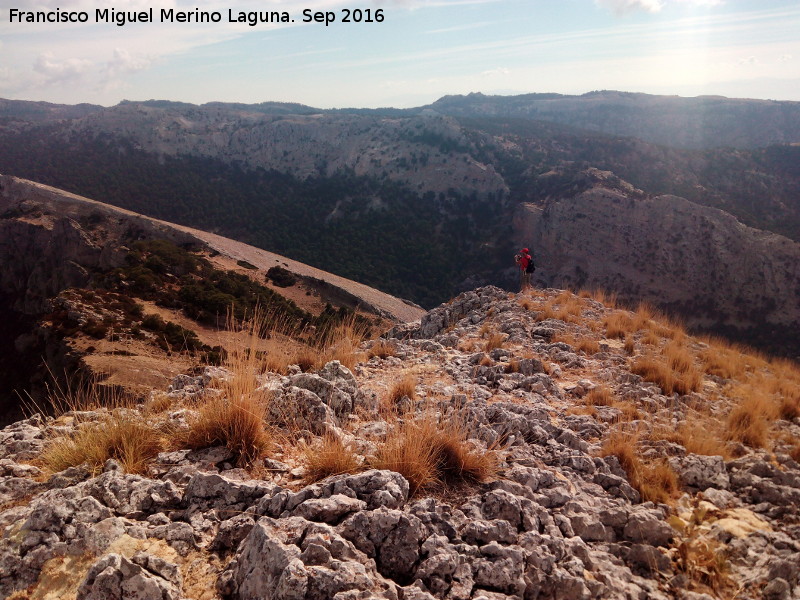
(514, 247), (535, 291)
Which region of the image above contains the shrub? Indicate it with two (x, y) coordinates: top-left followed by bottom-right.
(266, 266), (297, 287)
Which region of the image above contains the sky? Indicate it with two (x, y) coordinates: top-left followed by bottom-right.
(1, 0), (798, 108)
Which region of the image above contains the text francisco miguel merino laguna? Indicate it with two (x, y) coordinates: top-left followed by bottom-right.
(7, 7), (386, 26)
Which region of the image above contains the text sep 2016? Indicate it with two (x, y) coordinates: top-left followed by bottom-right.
(7, 7), (385, 27)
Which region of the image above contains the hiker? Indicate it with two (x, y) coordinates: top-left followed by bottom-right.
(514, 247), (535, 291)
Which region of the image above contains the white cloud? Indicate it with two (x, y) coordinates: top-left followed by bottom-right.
(595, 0), (664, 15)
(738, 55), (759, 66)
(105, 48), (153, 78)
(596, 0), (723, 16)
(481, 67), (509, 77)
(33, 52), (92, 85)
(778, 54), (792, 62)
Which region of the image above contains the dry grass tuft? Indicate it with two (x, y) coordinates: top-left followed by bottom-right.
(603, 311), (634, 339)
(180, 394), (271, 468)
(536, 302), (557, 322)
(674, 505), (734, 595)
(484, 332), (505, 352)
(292, 348), (317, 372)
(791, 443), (800, 463)
(373, 415), (498, 495)
(624, 335), (635, 355)
(264, 351), (294, 375)
(368, 340), (396, 360)
(143, 391), (173, 415)
(655, 422), (731, 459)
(600, 432), (678, 504)
(631, 353), (702, 396)
(478, 354), (494, 368)
(41, 411), (163, 475)
(302, 434), (362, 483)
(725, 391), (773, 449)
(553, 293), (584, 323)
(580, 287), (619, 308)
(388, 375), (417, 405)
(178, 312), (273, 467)
(585, 386), (615, 407)
(642, 329), (661, 346)
(631, 355), (677, 395)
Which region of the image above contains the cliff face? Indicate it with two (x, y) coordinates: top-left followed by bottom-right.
(69, 104), (508, 200)
(514, 180), (800, 352)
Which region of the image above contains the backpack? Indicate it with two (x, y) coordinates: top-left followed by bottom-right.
(525, 254), (536, 274)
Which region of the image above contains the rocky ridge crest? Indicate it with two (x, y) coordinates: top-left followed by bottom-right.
(2, 287), (799, 600)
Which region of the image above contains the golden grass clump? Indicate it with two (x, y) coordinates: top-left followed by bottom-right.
(373, 415), (498, 495)
(654, 422), (731, 459)
(631, 354), (702, 396)
(41, 411), (163, 475)
(181, 394), (271, 468)
(575, 337), (600, 355)
(623, 335), (635, 355)
(579, 287), (619, 308)
(292, 348), (317, 372)
(553, 292), (584, 323)
(584, 386), (615, 407)
(143, 391), (174, 415)
(631, 355), (676, 394)
(302, 434), (362, 483)
(179, 311), (273, 467)
(790, 443), (800, 463)
(484, 332), (505, 352)
(536, 302), (557, 322)
(698, 339), (747, 380)
(388, 375), (417, 405)
(478, 355), (494, 367)
(368, 340), (396, 360)
(603, 311), (634, 339)
(600, 432), (678, 504)
(313, 314), (369, 371)
(263, 351), (294, 375)
(725, 392), (773, 449)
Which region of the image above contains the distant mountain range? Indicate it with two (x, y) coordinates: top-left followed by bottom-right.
(1, 91), (798, 356)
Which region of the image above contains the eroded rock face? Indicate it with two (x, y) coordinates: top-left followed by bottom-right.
(516, 186), (800, 348)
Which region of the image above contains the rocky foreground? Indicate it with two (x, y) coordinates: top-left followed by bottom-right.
(2, 287), (800, 600)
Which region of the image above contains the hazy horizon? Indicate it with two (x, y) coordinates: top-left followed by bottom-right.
(1, 0), (799, 108)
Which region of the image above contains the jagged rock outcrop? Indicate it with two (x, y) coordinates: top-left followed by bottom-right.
(1, 287), (799, 599)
